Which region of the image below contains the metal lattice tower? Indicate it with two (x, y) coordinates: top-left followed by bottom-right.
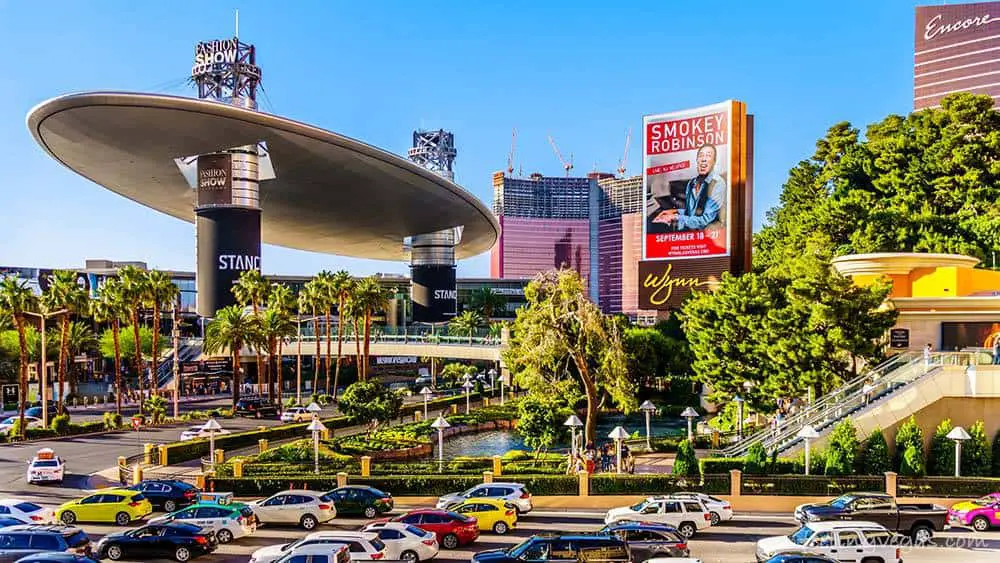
(191, 38), (262, 107)
(407, 129), (457, 181)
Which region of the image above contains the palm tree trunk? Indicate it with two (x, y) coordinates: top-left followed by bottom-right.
(333, 295), (345, 401)
(231, 346), (242, 409)
(324, 311), (332, 395)
(269, 341), (278, 401)
(58, 315), (70, 413)
(151, 304), (161, 397)
(363, 308), (372, 381)
(312, 310), (320, 395)
(15, 315), (28, 439)
(276, 339), (284, 401)
(113, 321), (122, 414)
(132, 312), (143, 415)
(253, 303), (262, 397)
(353, 316), (362, 380)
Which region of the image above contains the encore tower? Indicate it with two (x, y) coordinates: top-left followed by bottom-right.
(915, 2), (1000, 110)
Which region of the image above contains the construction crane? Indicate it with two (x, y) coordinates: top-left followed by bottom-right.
(507, 128), (517, 176)
(617, 127), (632, 177)
(547, 134), (574, 176)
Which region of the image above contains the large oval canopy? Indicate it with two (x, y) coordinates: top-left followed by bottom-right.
(27, 92), (498, 260)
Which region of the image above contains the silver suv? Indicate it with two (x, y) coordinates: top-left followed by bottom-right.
(437, 483), (533, 514)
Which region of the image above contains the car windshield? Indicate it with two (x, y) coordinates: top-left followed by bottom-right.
(447, 511), (472, 523)
(32, 460), (59, 467)
(974, 495), (999, 506)
(829, 495), (857, 509)
(789, 526), (815, 545)
(506, 539), (534, 557)
(630, 501), (647, 511)
(14, 502), (42, 512)
(1, 417), (16, 425)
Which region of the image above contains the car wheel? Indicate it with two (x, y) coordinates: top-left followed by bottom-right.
(164, 500), (177, 512)
(678, 521), (697, 538)
(115, 511), (131, 526)
(710, 511), (721, 526)
(493, 521), (509, 535)
(400, 550), (419, 562)
(106, 545), (124, 561)
(60, 511), (77, 525)
(216, 528), (234, 543)
(363, 506), (378, 519)
(442, 533), (459, 549)
(174, 546), (191, 562)
(300, 514), (318, 530)
(911, 524), (933, 545)
(972, 516), (991, 532)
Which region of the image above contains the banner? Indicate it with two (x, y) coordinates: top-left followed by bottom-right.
(637, 258), (729, 310)
(196, 154), (233, 207)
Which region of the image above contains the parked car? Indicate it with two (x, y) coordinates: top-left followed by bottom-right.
(179, 426), (232, 441)
(0, 525), (92, 563)
(13, 553), (99, 563)
(256, 543), (351, 563)
(324, 486), (393, 518)
(376, 509), (479, 549)
(794, 492), (947, 544)
(472, 534), (631, 563)
(756, 521), (902, 563)
(0, 500), (54, 525)
(24, 402), (66, 418)
(450, 499), (517, 535)
(604, 497), (711, 538)
(259, 532), (385, 562)
(436, 483), (532, 515)
(56, 489), (152, 526)
(126, 480), (199, 513)
(414, 375), (433, 387)
(94, 522), (216, 562)
(248, 491), (336, 530)
(668, 492), (733, 525)
(234, 397), (281, 419)
(279, 407), (312, 423)
(248, 533), (357, 563)
(362, 522), (439, 562)
(755, 553), (837, 563)
(149, 502), (256, 544)
(599, 521), (690, 560)
(26, 449), (65, 485)
(948, 493), (1000, 531)
(0, 417), (43, 436)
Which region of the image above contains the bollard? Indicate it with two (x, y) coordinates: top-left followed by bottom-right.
(483, 471), (493, 484)
(257, 426), (267, 432)
(414, 411), (422, 422)
(450, 404), (458, 415)
(233, 459), (244, 478)
(195, 473), (207, 490)
(578, 472), (589, 497)
(158, 445), (169, 466)
(884, 471), (898, 497)
(117, 456), (127, 468)
(259, 439), (269, 453)
(143, 443), (154, 465)
(321, 428), (330, 440)
(361, 456), (371, 477)
(214, 449), (225, 464)
(484, 397), (490, 407)
(493, 455), (502, 477)
(132, 465), (143, 486)
(336, 472), (348, 488)
(711, 431), (720, 449)
(729, 469), (742, 498)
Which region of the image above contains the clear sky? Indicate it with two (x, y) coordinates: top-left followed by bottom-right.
(0, 0), (929, 277)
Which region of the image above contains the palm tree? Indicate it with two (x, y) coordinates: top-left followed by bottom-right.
(233, 270), (268, 395)
(267, 283), (295, 398)
(203, 305), (258, 408)
(93, 278), (128, 413)
(355, 277), (392, 380)
(43, 270), (88, 413)
(300, 279), (326, 394)
(328, 271), (353, 400)
(468, 287), (508, 324)
(314, 270), (336, 396)
(50, 321), (98, 396)
(450, 310), (485, 344)
(145, 271), (180, 397)
(258, 308), (295, 401)
(343, 294), (364, 379)
(118, 266), (149, 412)
(0, 276), (38, 438)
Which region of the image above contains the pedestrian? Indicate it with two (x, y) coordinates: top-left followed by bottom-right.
(993, 337), (1000, 365)
(924, 343), (933, 365)
(585, 452), (595, 474)
(862, 378), (875, 406)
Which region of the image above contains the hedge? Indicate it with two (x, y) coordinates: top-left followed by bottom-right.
(651, 435), (711, 453)
(700, 457), (811, 475)
(590, 473), (730, 496)
(898, 476), (1000, 498)
(164, 415), (354, 463)
(741, 475), (884, 496)
(16, 421), (106, 441)
(341, 475), (486, 496)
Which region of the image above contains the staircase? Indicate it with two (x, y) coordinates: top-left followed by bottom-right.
(156, 341), (203, 389)
(721, 352), (978, 457)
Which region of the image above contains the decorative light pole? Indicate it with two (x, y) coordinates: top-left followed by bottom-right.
(796, 425), (819, 475)
(609, 426), (630, 474)
(947, 426), (972, 477)
(417, 386), (433, 419)
(431, 415), (451, 472)
(734, 395), (744, 441)
(680, 406), (700, 444)
(462, 380), (474, 414)
(306, 401), (322, 420)
(307, 418), (327, 475)
(201, 417), (223, 469)
(640, 400), (656, 450)
(563, 414), (584, 458)
(488, 368), (497, 397)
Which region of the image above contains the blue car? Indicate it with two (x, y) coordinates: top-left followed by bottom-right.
(15, 554), (99, 563)
(763, 552), (838, 563)
(0, 518), (24, 528)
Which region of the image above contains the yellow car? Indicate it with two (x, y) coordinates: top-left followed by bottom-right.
(57, 488), (153, 526)
(450, 498), (517, 535)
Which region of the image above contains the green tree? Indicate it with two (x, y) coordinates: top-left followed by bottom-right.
(0, 276), (38, 438)
(449, 310), (485, 343)
(744, 442), (768, 475)
(43, 270), (88, 412)
(300, 279), (327, 394)
(672, 439), (699, 478)
(355, 277), (392, 381)
(118, 266), (149, 411)
(502, 270), (636, 444)
(267, 283), (296, 394)
(143, 394), (167, 424)
(146, 270), (180, 397)
(857, 428), (892, 476)
(440, 362), (470, 387)
(894, 416), (924, 473)
(467, 287), (507, 323)
(900, 443), (925, 477)
(516, 394), (570, 461)
(258, 308), (295, 401)
(328, 271), (354, 400)
(53, 321), (97, 396)
(825, 419), (859, 475)
(313, 270), (337, 395)
(824, 446), (850, 476)
(338, 380), (403, 434)
(92, 278), (128, 413)
(203, 305), (258, 408)
(233, 269), (269, 395)
(928, 419), (955, 476)
(962, 420), (992, 477)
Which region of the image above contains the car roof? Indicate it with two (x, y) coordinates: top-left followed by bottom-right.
(533, 533), (622, 542)
(805, 521), (888, 531)
(454, 498), (511, 507)
(605, 521), (679, 532)
(0, 524), (80, 534)
(402, 508), (449, 515)
(306, 531), (376, 541)
(273, 490), (322, 498)
(0, 499), (32, 506)
(13, 554), (91, 563)
(290, 543), (350, 554)
(489, 482), (525, 487)
(364, 522), (416, 532)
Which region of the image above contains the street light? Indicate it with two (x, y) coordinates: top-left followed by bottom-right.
(419, 386), (434, 419)
(171, 305), (181, 419)
(947, 426), (972, 477)
(796, 425), (820, 475)
(431, 415), (451, 472)
(488, 368), (497, 397)
(640, 401), (656, 450)
(307, 417), (327, 475)
(23, 308), (68, 427)
(306, 401), (322, 420)
(201, 417), (223, 469)
(680, 406), (700, 445)
(733, 395), (744, 441)
(563, 414), (584, 458)
(462, 380), (474, 414)
(608, 426), (630, 474)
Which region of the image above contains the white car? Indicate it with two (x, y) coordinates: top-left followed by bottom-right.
(436, 482), (533, 514)
(250, 532), (387, 563)
(646, 560), (702, 563)
(249, 490), (337, 530)
(149, 503), (257, 543)
(0, 499), (55, 524)
(26, 448), (65, 484)
(667, 493), (733, 525)
(363, 521), (440, 562)
(756, 521), (902, 563)
(604, 497), (711, 538)
(179, 425), (233, 441)
(262, 543), (352, 563)
(280, 407), (312, 423)
(0, 416), (43, 435)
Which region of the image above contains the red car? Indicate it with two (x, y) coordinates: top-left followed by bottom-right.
(374, 509), (478, 549)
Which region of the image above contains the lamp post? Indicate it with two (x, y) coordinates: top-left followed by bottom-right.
(680, 406), (699, 444)
(462, 380), (474, 414)
(201, 417), (223, 469)
(609, 426), (630, 474)
(564, 414), (583, 458)
(171, 305), (181, 419)
(307, 418), (327, 475)
(499, 370), (506, 405)
(24, 308), (68, 428)
(488, 368), (497, 397)
(431, 415), (451, 472)
(420, 386), (434, 419)
(796, 425), (819, 475)
(306, 401), (322, 420)
(640, 400), (656, 450)
(947, 426), (972, 477)
(734, 395), (744, 441)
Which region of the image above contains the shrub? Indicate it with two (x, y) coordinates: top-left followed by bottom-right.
(928, 419), (955, 476)
(50, 413), (71, 434)
(900, 443), (925, 476)
(103, 412), (123, 430)
(992, 429), (1000, 477)
(338, 381), (403, 426)
(700, 458), (745, 474)
(672, 440), (699, 478)
(284, 397), (297, 408)
(894, 415), (924, 473)
(744, 443), (768, 475)
(962, 420), (992, 477)
(144, 395), (168, 425)
(827, 419), (858, 474)
(857, 428), (891, 475)
(591, 474), (729, 495)
(824, 446), (850, 476)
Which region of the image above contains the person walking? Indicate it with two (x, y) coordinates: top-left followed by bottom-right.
(862, 378), (875, 406)
(992, 337), (1000, 365)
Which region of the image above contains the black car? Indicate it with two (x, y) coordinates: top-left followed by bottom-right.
(25, 404), (66, 419)
(473, 534), (630, 563)
(325, 486), (394, 518)
(762, 552), (838, 563)
(0, 525), (91, 563)
(233, 398), (280, 419)
(14, 554), (99, 563)
(127, 480), (199, 512)
(95, 523), (216, 563)
(599, 521), (689, 561)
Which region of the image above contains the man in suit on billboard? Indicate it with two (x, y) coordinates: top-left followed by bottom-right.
(649, 143), (727, 231)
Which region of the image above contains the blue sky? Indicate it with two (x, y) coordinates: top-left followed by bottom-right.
(0, 0), (926, 277)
